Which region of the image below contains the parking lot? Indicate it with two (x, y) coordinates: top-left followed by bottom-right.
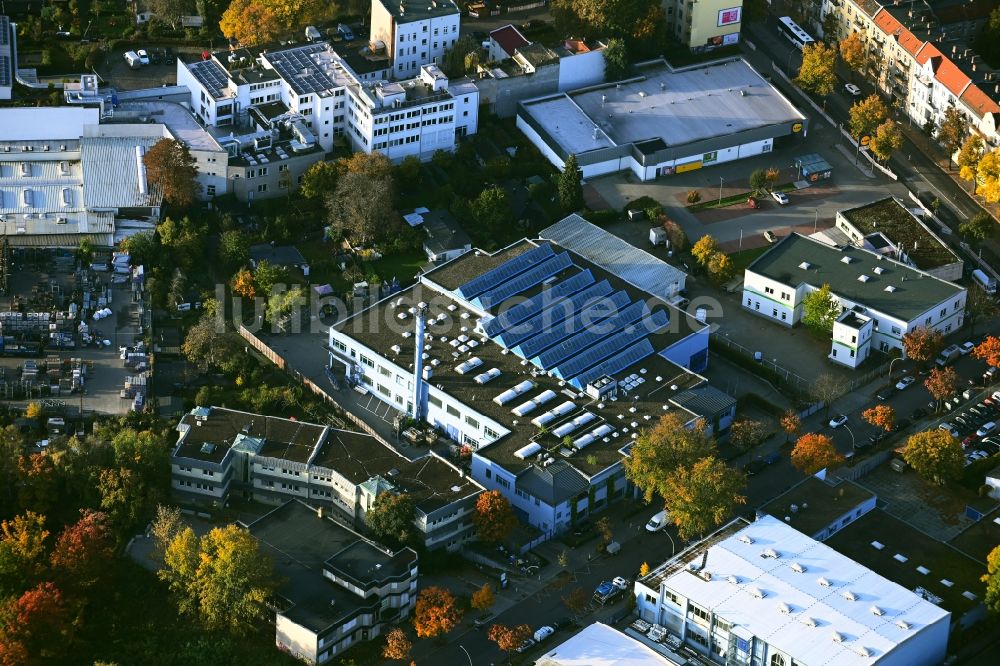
(96, 46), (204, 91)
(0, 251), (144, 415)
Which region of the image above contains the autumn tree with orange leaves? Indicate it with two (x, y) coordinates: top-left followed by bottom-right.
(471, 582), (495, 611)
(489, 623), (533, 660)
(780, 410), (801, 444)
(413, 586), (461, 638)
(49, 510), (114, 592)
(142, 138), (199, 208)
(232, 268), (256, 298)
(473, 490), (518, 544)
(862, 405), (895, 433)
(973, 335), (1000, 368)
(382, 627), (412, 661)
(0, 581), (69, 664)
(925, 366), (958, 406)
(791, 433), (845, 475)
(902, 326), (945, 364)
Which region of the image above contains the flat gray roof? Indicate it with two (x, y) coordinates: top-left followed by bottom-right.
(377, 0), (458, 23)
(747, 233), (965, 322)
(521, 58), (805, 156)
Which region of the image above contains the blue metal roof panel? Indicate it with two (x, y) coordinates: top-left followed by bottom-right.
(457, 243), (554, 299)
(496, 280), (614, 349)
(483, 269), (594, 337)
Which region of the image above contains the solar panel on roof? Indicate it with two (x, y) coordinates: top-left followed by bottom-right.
(189, 60), (230, 98)
(497, 280), (615, 350)
(457, 243), (555, 299)
(0, 56), (11, 87)
(553, 313), (665, 381)
(484, 269), (594, 337)
(515, 290), (631, 362)
(571, 339), (656, 389)
(532, 299), (648, 369)
(474, 251), (573, 309)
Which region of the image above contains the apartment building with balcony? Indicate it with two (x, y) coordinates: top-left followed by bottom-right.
(663, 0), (743, 52)
(247, 500), (418, 664)
(370, 0), (461, 79)
(820, 0), (1000, 145)
(170, 406), (482, 551)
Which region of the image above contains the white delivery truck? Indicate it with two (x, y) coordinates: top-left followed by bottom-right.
(649, 227), (668, 246)
(972, 268), (997, 295)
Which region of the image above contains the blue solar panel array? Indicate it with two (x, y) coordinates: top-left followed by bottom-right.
(514, 291), (631, 361)
(457, 244), (554, 299)
(532, 300), (653, 370)
(495, 281), (614, 349)
(473, 252), (573, 310)
(552, 323), (656, 381)
(571, 340), (657, 389)
(483, 269), (595, 338)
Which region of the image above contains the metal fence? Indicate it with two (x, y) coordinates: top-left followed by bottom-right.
(832, 449), (893, 482)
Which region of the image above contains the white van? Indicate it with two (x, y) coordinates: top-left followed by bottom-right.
(645, 510), (669, 532)
(124, 51), (142, 69)
(972, 268), (997, 295)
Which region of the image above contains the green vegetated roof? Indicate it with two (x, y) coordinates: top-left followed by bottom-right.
(840, 197), (958, 270)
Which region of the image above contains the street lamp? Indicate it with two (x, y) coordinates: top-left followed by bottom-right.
(813, 209), (819, 232)
(888, 356), (903, 382)
(718, 177), (724, 205)
(458, 646), (473, 666)
(842, 424), (856, 451)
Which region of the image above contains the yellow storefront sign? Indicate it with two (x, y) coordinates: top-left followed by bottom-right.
(676, 161), (703, 174)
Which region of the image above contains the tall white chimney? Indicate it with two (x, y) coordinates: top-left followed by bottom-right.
(411, 305), (428, 420)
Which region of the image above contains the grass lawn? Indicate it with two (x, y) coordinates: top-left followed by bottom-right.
(727, 246), (770, 273)
(688, 182), (798, 211)
(369, 249), (427, 284)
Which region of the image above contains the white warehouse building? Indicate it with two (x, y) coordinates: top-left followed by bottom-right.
(742, 233), (966, 368)
(635, 515), (951, 666)
(516, 57), (808, 181)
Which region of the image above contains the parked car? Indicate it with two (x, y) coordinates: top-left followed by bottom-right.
(895, 376), (916, 390)
(771, 191), (789, 205)
(645, 510), (669, 532)
(743, 451), (780, 475)
(747, 197), (760, 209)
(829, 414), (848, 428)
(844, 83), (861, 96)
(911, 407), (927, 420)
(985, 367), (998, 382)
(150, 49), (163, 65)
(976, 421), (997, 437)
(876, 385), (895, 401)
(764, 229), (778, 243)
(960, 341), (976, 355)
(137, 49), (150, 65)
(939, 423), (959, 438)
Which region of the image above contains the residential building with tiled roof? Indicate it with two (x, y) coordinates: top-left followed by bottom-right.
(488, 24), (530, 62)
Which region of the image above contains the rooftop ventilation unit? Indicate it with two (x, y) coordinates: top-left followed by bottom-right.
(749, 586), (765, 599)
(798, 261), (811, 270)
(800, 616), (816, 628)
(840, 256), (853, 264)
(869, 605), (883, 616)
(842, 590), (856, 601)
(790, 562), (806, 573)
(727, 575), (739, 585)
(895, 620), (910, 630)
(831, 632), (843, 643)
(454, 357), (483, 374)
(761, 548), (780, 559)
(738, 534), (753, 545)
(778, 602), (791, 614)
(514, 442), (543, 460)
(884, 285), (897, 292)
(857, 274), (871, 282)
(474, 368), (502, 384)
(817, 577), (831, 587)
(873, 266), (885, 274)
(494, 380), (535, 405)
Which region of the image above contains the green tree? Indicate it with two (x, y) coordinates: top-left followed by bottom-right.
(143, 138), (199, 207)
(266, 286), (304, 329)
(795, 42), (838, 96)
(749, 168), (767, 194)
(937, 106), (968, 163)
(473, 490), (518, 544)
(551, 0), (664, 41)
(985, 544), (1000, 614)
(902, 430), (963, 484)
(707, 252), (734, 283)
(958, 134), (985, 188)
(973, 6), (1000, 69)
(328, 169), (396, 244)
(821, 9), (840, 43)
(253, 259), (286, 297)
(801, 284), (841, 332)
(849, 94), (889, 140)
(870, 119), (903, 163)
(148, 0), (195, 28)
(159, 524), (275, 635)
(558, 154), (584, 211)
(182, 315), (245, 373)
(623, 413), (716, 504)
(959, 212), (994, 242)
(441, 35), (479, 78)
(299, 161), (339, 199)
(661, 457), (746, 541)
(473, 186), (514, 237)
(219, 229), (250, 271)
(839, 33), (865, 74)
(690, 235), (719, 266)
(603, 38), (628, 81)
(365, 492), (416, 547)
(120, 231), (156, 265)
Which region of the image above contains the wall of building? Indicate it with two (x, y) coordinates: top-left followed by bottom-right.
(558, 49), (606, 92)
(741, 271), (801, 326)
(660, 327), (710, 372)
(476, 64), (560, 118)
(374, 8), (461, 80)
(830, 319), (871, 368)
(227, 149), (323, 202)
(276, 614), (320, 665)
(689, 0), (742, 51)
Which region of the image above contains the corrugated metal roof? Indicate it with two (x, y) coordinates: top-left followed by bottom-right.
(671, 385), (736, 418)
(81, 136), (163, 209)
(541, 214), (687, 300)
(516, 460), (589, 506)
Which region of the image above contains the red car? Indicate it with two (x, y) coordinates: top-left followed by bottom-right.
(962, 435), (978, 449)
(747, 197), (760, 209)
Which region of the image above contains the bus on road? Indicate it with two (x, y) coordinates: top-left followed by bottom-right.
(778, 16), (815, 50)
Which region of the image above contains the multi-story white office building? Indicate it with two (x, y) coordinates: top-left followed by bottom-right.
(742, 232), (966, 368)
(177, 43), (478, 160)
(370, 0), (461, 79)
(170, 406), (482, 551)
(327, 218), (742, 541)
(635, 515), (951, 666)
